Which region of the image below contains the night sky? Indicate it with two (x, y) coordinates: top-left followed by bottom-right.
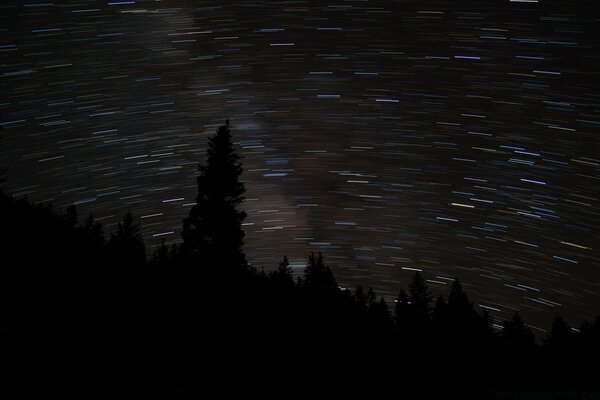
(1, 0), (599, 332)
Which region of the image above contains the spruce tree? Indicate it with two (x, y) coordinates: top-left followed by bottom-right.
(394, 289), (410, 329)
(431, 294), (447, 334)
(447, 278), (476, 330)
(502, 312), (534, 350)
(303, 252), (336, 290)
(355, 285), (368, 309)
(547, 316), (572, 348)
(182, 121), (247, 271)
(408, 272), (432, 330)
(270, 255), (294, 288)
(107, 212), (146, 266)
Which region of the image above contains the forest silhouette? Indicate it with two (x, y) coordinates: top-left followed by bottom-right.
(1, 122), (598, 396)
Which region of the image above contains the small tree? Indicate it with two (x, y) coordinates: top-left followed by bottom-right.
(270, 255), (294, 288)
(479, 308), (493, 339)
(370, 297), (392, 331)
(408, 272), (432, 330)
(546, 316), (572, 348)
(448, 279), (470, 314)
(108, 212), (146, 266)
(150, 238), (170, 266)
(502, 312), (534, 350)
(447, 279), (478, 331)
(394, 289), (410, 329)
(303, 252), (336, 290)
(431, 294), (447, 333)
(355, 285), (368, 309)
(81, 214), (106, 261)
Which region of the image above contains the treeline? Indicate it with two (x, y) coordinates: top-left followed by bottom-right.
(1, 123), (599, 395)
(2, 191), (599, 395)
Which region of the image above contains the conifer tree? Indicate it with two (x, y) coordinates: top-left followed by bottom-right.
(408, 272), (432, 330)
(181, 121), (247, 271)
(108, 212), (145, 266)
(303, 252), (336, 290)
(394, 289), (410, 328)
(547, 316), (572, 348)
(502, 312), (534, 350)
(270, 255), (294, 288)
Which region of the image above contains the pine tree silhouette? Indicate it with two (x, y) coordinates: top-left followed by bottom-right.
(302, 252), (336, 290)
(408, 272), (432, 332)
(546, 316), (572, 349)
(431, 294), (447, 334)
(448, 279), (477, 332)
(270, 255), (294, 288)
(355, 285), (368, 309)
(181, 121), (247, 271)
(82, 214), (105, 248)
(367, 287), (377, 306)
(108, 211), (146, 267)
(394, 288), (410, 330)
(369, 295), (391, 331)
(150, 238), (170, 266)
(62, 204), (78, 228)
(80, 214), (106, 266)
(502, 311), (534, 350)
(479, 308), (493, 340)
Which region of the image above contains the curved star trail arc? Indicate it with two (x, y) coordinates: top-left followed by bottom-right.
(1, 0), (599, 331)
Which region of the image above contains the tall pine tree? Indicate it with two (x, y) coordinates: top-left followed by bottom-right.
(107, 211), (146, 267)
(182, 121), (247, 271)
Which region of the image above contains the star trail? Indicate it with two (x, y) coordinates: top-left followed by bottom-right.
(1, 0), (599, 331)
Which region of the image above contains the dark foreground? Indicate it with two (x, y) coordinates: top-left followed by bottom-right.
(0, 193), (598, 397)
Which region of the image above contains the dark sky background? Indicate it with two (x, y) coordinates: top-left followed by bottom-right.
(1, 0), (599, 332)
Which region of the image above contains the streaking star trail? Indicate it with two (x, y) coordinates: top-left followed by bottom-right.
(1, 0), (599, 331)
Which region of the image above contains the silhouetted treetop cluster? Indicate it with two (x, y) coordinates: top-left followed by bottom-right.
(1, 122), (598, 395)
